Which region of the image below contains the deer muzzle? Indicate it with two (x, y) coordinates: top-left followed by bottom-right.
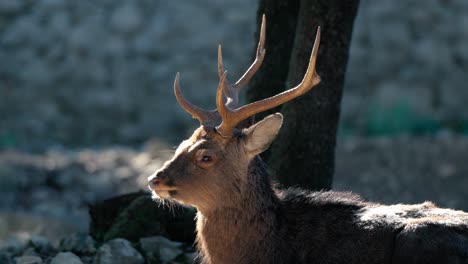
(147, 168), (176, 193)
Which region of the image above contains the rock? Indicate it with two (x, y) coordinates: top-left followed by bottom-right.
(1, 0), (468, 149)
(21, 247), (39, 257)
(110, 3), (143, 35)
(92, 194), (196, 244)
(50, 252), (83, 264)
(79, 256), (94, 264)
(0, 165), (27, 192)
(54, 163), (86, 189)
(41, 0), (67, 10)
(0, 0), (25, 14)
(29, 235), (53, 255)
(88, 192), (146, 243)
(59, 233), (96, 255)
(0, 251), (13, 264)
(93, 239), (144, 264)
(14, 255), (43, 264)
(0, 237), (25, 256)
(68, 18), (105, 53)
(139, 236), (183, 264)
(0, 0), (256, 150)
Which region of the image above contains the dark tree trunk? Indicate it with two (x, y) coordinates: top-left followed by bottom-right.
(248, 0), (360, 190)
(246, 0), (300, 120)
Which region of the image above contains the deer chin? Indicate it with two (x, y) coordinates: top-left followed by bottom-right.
(152, 190), (171, 199)
(149, 187), (178, 200)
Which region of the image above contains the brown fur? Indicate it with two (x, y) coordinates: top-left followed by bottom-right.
(148, 122), (468, 264)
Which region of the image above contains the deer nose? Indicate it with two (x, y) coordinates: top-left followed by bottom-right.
(148, 170), (165, 187)
(150, 178), (161, 186)
(148, 175), (160, 188)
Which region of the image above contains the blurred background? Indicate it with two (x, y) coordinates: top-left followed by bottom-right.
(0, 0), (467, 255)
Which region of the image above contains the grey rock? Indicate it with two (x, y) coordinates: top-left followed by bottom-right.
(50, 252), (83, 264)
(0, 0), (256, 150)
(29, 235), (53, 255)
(14, 256), (43, 264)
(0, 212), (85, 250)
(132, 15), (169, 55)
(0, 251), (13, 264)
(1, 0), (468, 150)
(40, 0), (67, 10)
(0, 237), (26, 255)
(139, 236), (183, 264)
(21, 247), (39, 257)
(59, 233), (96, 255)
(2, 16), (42, 47)
(93, 239), (144, 264)
(0, 165), (27, 192)
(79, 256), (94, 264)
(0, 0), (24, 13)
(344, 0), (468, 131)
(335, 136), (468, 211)
(54, 163), (86, 189)
(110, 3), (143, 35)
(68, 18), (106, 53)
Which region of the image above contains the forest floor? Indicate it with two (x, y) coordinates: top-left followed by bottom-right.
(1, 135), (467, 247)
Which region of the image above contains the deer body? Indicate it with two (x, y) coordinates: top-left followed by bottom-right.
(194, 159), (394, 264)
(148, 16), (468, 263)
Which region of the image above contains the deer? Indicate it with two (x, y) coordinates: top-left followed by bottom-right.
(148, 15), (468, 264)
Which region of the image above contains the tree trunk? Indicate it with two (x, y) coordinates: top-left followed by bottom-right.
(246, 0), (300, 121)
(249, 0), (360, 190)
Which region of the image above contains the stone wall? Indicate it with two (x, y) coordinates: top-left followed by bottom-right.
(1, 0), (467, 150)
(344, 0), (468, 134)
(0, 0), (257, 150)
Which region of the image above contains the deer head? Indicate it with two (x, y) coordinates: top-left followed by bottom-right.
(148, 15), (321, 213)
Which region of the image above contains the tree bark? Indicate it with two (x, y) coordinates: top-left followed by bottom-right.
(246, 0), (300, 121)
(249, 0), (360, 190)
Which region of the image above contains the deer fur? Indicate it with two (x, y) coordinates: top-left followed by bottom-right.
(149, 113), (468, 264)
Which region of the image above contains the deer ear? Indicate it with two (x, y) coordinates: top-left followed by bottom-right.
(243, 113), (283, 157)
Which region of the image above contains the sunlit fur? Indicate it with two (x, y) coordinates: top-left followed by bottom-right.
(149, 121), (468, 264)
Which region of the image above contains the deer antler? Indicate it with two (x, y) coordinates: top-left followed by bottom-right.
(174, 15), (267, 127)
(174, 73), (220, 126)
(215, 26), (321, 137)
(174, 15), (321, 138)
(218, 15), (266, 109)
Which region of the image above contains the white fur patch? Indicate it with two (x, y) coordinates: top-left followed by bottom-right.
(153, 190), (171, 199)
(359, 203), (468, 227)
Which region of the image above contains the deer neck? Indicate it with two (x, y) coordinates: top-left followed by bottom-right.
(195, 157), (281, 263)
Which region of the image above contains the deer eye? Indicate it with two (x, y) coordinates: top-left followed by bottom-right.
(201, 155), (212, 162)
(195, 150), (216, 168)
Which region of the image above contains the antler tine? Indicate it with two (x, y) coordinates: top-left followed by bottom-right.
(216, 71), (232, 133)
(217, 14), (267, 109)
(216, 27), (321, 137)
(174, 73), (215, 125)
(232, 14), (266, 91)
(217, 45), (224, 80)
